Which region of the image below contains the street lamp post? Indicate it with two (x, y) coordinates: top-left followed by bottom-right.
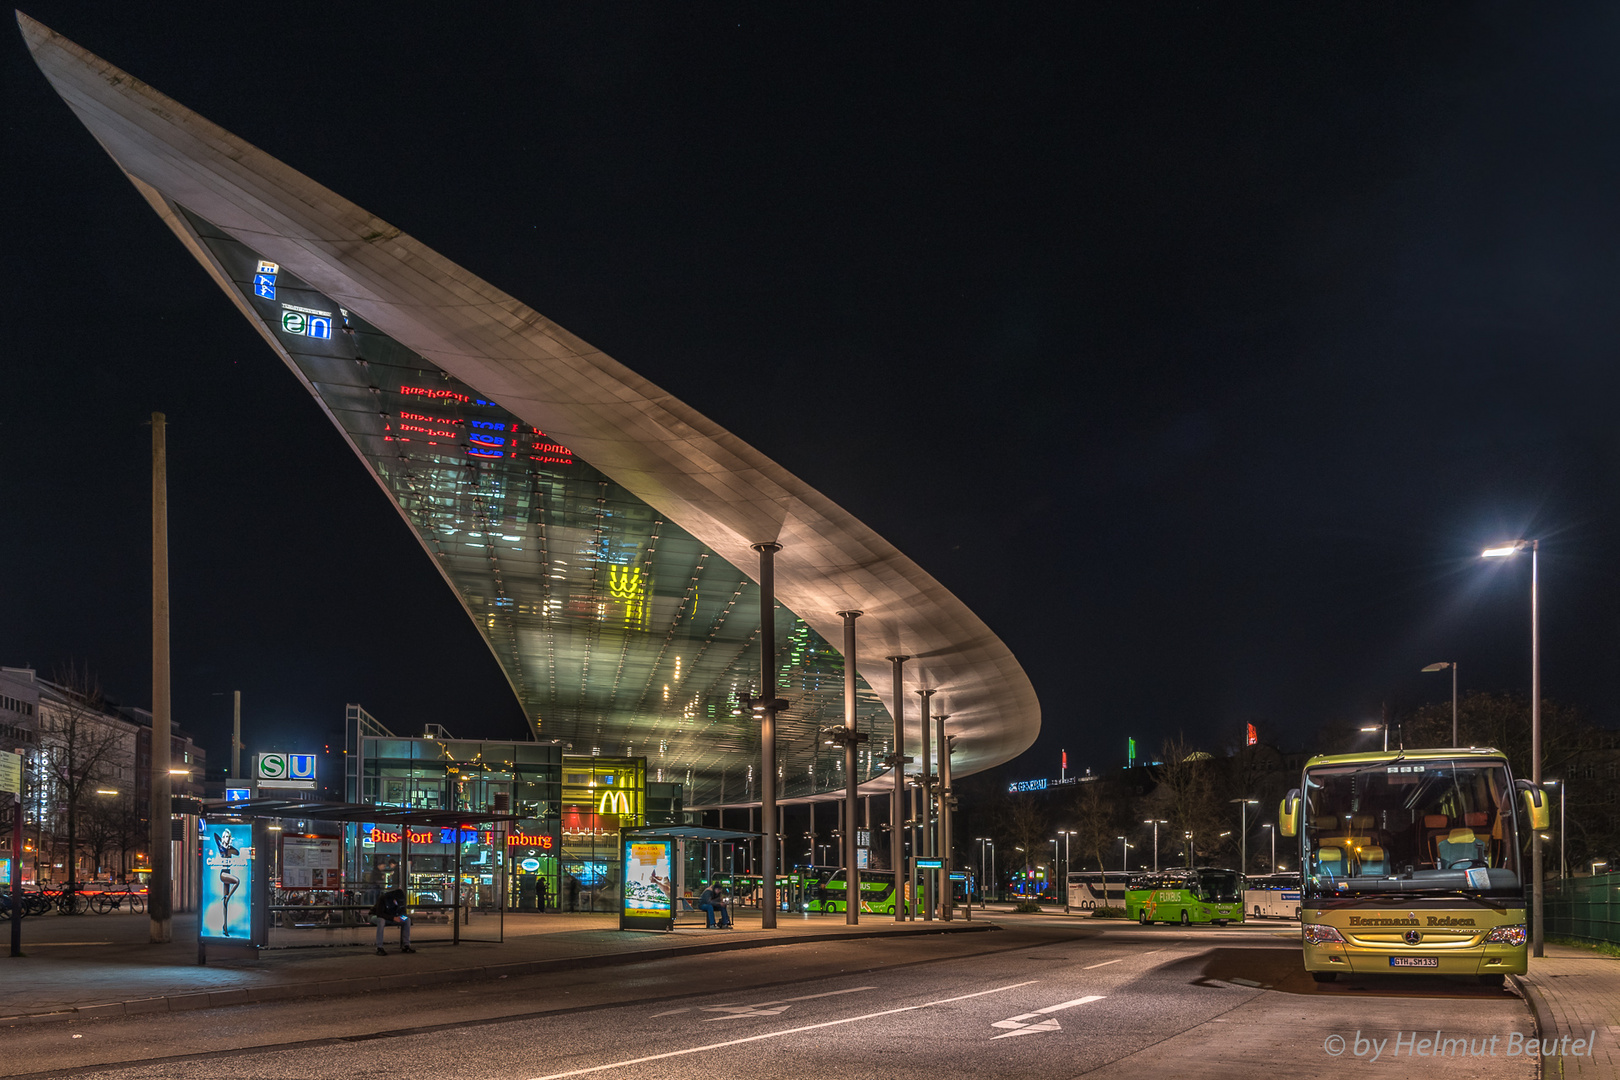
(1117, 836), (1132, 874)
(1421, 662), (1459, 746)
(1261, 823), (1275, 872)
(1230, 799), (1258, 875)
(1059, 831), (1074, 912)
(1360, 724), (1388, 752)
(1483, 538), (1541, 957)
(1050, 839), (1059, 901)
(1144, 819), (1165, 871)
(1545, 780), (1564, 879)
(1185, 831), (1194, 869)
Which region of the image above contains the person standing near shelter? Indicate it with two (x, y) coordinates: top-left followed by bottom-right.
(370, 887), (415, 955)
(537, 875), (549, 913)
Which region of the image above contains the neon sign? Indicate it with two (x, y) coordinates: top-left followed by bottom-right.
(597, 790), (632, 816)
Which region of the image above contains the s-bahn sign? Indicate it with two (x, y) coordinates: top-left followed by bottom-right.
(255, 753), (316, 789)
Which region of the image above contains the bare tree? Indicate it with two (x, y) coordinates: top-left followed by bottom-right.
(37, 664), (129, 893)
(997, 792), (1051, 882)
(1143, 734), (1223, 868)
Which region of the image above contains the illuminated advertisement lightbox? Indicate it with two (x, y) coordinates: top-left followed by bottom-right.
(619, 839), (673, 931)
(200, 821), (258, 943)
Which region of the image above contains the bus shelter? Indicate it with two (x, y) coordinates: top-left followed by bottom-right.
(619, 825), (757, 931)
(198, 797), (523, 959)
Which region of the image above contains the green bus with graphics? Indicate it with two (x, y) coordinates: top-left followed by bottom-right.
(1126, 868), (1244, 925)
(1280, 747), (1550, 984)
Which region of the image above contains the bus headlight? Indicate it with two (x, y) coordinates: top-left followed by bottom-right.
(1303, 923), (1346, 946)
(1484, 924), (1527, 946)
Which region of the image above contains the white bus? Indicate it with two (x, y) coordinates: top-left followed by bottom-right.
(1243, 872), (1301, 919)
(1066, 870), (1131, 914)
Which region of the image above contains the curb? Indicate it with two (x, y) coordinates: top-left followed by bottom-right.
(0, 921), (994, 1026)
(1511, 973), (1562, 1080)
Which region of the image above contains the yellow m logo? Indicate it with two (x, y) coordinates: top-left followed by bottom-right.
(597, 790), (631, 816)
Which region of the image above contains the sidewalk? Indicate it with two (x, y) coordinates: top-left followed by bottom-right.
(1517, 944), (1620, 1079)
(0, 907), (990, 1025)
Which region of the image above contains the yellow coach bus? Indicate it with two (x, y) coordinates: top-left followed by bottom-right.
(1281, 748), (1549, 984)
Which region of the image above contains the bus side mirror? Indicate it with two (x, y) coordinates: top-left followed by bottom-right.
(1517, 783), (1550, 831)
(1279, 791), (1302, 838)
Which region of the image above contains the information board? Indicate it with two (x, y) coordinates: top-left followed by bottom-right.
(200, 821), (259, 943)
(281, 836), (341, 888)
(619, 838), (674, 931)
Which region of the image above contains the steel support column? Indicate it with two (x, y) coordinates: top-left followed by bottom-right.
(937, 714), (952, 921)
(839, 610), (862, 925)
(916, 688), (935, 921)
(753, 542), (781, 930)
(886, 655), (908, 922)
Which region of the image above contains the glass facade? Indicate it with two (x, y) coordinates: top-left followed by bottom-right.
(182, 208), (888, 806)
(354, 732), (682, 913)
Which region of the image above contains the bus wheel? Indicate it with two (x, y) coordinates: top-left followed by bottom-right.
(1254, 906), (1262, 918)
(1479, 974), (1506, 988)
(1139, 910), (1151, 925)
(1180, 910), (1190, 926)
(1311, 971), (1337, 984)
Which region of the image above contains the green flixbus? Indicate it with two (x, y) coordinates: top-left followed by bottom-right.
(1126, 868), (1244, 925)
(1279, 747), (1551, 984)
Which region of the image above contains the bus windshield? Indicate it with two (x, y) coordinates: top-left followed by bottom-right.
(1303, 757), (1522, 899)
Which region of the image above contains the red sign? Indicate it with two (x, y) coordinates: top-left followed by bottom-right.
(1246, 723), (1258, 746)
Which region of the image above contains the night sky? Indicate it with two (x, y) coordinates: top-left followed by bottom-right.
(4, 4), (1617, 782)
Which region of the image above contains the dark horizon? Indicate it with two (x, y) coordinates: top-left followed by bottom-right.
(5, 5), (1617, 782)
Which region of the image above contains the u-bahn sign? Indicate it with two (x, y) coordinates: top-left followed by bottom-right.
(255, 753), (316, 789)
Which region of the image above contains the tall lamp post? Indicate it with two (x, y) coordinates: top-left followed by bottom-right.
(1360, 724), (1388, 752)
(1059, 830), (1075, 912)
(1230, 799), (1257, 875)
(1421, 662), (1459, 746)
(1483, 538), (1541, 956)
(1050, 839), (1059, 901)
(1144, 818), (1166, 871)
(1545, 780), (1564, 880)
(1184, 830), (1194, 869)
(976, 838), (992, 907)
(1116, 836), (1133, 873)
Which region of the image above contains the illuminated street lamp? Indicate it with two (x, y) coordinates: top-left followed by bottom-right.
(1143, 818), (1167, 871)
(1261, 822), (1275, 872)
(1184, 830), (1194, 869)
(1230, 799), (1258, 874)
(1058, 830), (1075, 911)
(1482, 538), (1542, 956)
(1116, 836), (1133, 874)
(1421, 662), (1459, 746)
(1360, 724), (1387, 752)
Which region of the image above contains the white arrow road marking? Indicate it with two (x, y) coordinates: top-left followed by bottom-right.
(527, 981), (1039, 1079)
(699, 986), (876, 1021)
(990, 994), (1106, 1039)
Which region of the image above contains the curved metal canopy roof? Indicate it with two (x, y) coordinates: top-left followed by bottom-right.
(21, 14), (1039, 800)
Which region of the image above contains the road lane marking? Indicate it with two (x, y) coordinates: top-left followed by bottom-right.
(990, 995), (1106, 1039)
(527, 981), (1041, 1079)
(699, 986), (876, 1020)
(1083, 958), (1124, 969)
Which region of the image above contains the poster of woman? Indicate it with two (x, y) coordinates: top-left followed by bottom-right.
(201, 823), (254, 941)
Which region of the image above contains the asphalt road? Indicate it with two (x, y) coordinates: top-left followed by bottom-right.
(2, 917), (1539, 1080)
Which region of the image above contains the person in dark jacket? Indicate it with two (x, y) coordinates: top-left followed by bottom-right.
(698, 882), (731, 929)
(369, 887), (414, 955)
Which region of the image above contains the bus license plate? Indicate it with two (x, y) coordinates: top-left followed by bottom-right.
(1390, 957), (1438, 968)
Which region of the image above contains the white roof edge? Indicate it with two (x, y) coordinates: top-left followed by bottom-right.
(19, 13), (1040, 776)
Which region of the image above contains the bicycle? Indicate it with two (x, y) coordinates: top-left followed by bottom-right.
(47, 885), (90, 915)
(91, 884), (146, 914)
